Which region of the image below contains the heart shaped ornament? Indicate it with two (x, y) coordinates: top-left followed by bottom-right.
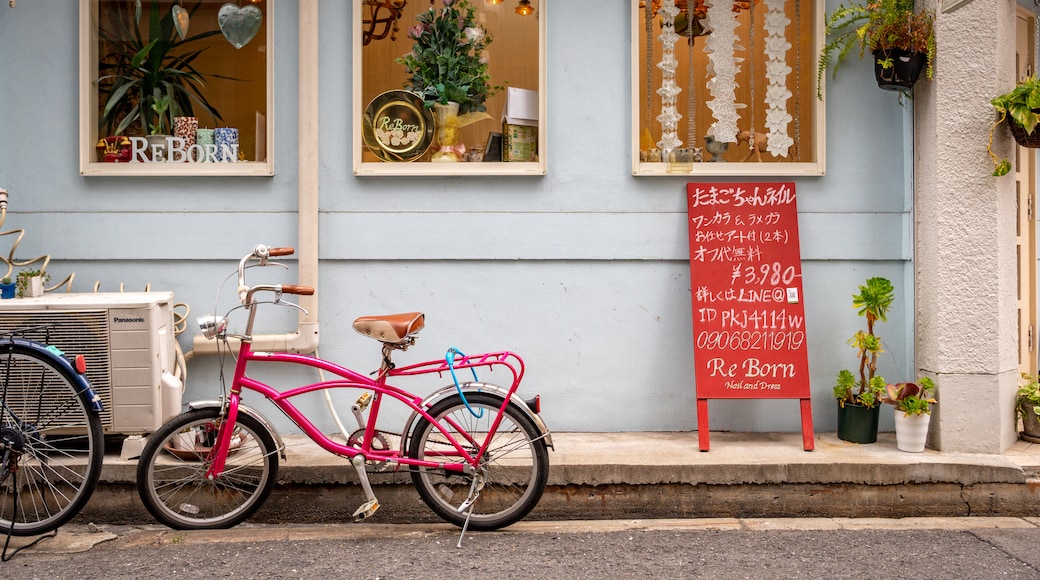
(218, 3), (262, 50)
(172, 5), (190, 40)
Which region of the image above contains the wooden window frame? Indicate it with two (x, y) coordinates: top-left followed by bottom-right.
(79, 0), (275, 177)
(630, 0), (825, 176)
(351, 0), (547, 177)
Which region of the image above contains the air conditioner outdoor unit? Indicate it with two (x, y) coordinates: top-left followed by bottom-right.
(0, 291), (181, 434)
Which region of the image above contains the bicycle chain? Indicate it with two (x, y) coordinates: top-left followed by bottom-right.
(347, 428), (395, 472)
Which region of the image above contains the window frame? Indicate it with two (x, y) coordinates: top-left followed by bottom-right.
(78, 0), (275, 177)
(351, 0), (547, 177)
(630, 0), (825, 177)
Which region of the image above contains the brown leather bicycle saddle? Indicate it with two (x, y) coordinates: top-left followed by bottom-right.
(352, 312), (425, 344)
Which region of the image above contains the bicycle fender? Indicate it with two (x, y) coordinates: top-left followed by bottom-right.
(186, 399), (287, 460)
(5, 338), (103, 413)
(400, 382), (553, 457)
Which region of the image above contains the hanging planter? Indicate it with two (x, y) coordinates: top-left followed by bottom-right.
(817, 0), (934, 100)
(873, 48), (927, 92)
(1008, 120), (1040, 149)
(988, 76), (1040, 176)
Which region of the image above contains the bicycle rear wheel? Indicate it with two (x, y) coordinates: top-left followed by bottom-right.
(136, 408), (278, 530)
(0, 342), (104, 536)
(408, 392), (549, 530)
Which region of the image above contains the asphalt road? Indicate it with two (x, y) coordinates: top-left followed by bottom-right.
(3, 518), (1040, 579)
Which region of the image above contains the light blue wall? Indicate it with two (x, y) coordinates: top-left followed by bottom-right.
(0, 1), (914, 435)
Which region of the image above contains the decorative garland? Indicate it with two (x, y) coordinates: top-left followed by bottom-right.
(762, 0), (793, 157)
(703, 0), (741, 144)
(656, 0), (683, 154)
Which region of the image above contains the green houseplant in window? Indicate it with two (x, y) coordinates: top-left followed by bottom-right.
(396, 0), (502, 162)
(834, 277), (895, 443)
(98, 0), (225, 138)
(817, 0), (935, 99)
(988, 76), (1040, 177)
(396, 0), (500, 114)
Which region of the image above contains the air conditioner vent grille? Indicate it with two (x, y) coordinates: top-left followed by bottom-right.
(0, 311), (114, 428)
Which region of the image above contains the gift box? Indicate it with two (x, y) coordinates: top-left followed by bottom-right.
(501, 87), (538, 162)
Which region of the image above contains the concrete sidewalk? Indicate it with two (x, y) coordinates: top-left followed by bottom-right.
(84, 431), (1040, 525)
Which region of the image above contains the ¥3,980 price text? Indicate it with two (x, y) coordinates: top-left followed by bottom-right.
(731, 262), (798, 286)
(696, 330), (806, 351)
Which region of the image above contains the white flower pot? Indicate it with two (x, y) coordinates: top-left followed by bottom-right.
(893, 408), (931, 452)
(27, 276), (44, 298)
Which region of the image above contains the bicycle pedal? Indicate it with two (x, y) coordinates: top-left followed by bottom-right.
(353, 499), (379, 522)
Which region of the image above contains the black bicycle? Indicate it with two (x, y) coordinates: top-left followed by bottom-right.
(0, 329), (103, 543)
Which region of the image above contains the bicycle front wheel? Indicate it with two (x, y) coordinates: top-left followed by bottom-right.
(0, 343), (104, 536)
(408, 392), (549, 531)
(136, 408), (278, 530)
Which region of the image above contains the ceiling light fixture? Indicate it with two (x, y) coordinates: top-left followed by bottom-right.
(515, 0), (534, 16)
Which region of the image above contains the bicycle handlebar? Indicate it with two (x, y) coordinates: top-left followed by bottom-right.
(280, 284), (314, 296)
(237, 245), (310, 305)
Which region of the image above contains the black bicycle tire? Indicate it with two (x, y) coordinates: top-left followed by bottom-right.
(136, 407), (278, 530)
(408, 392), (549, 530)
(0, 342), (104, 536)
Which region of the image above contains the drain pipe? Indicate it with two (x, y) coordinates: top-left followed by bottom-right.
(191, 0), (320, 356)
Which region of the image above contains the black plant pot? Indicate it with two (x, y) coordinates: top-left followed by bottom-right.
(873, 48), (927, 92)
(836, 401), (880, 444)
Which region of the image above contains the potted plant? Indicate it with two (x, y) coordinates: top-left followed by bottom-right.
(988, 76), (1040, 177)
(145, 91), (172, 161)
(0, 276), (14, 299)
(834, 276), (895, 443)
(16, 268), (49, 298)
(1016, 372), (1040, 442)
(98, 0), (225, 139)
(817, 0), (935, 99)
(396, 0), (500, 115)
(395, 0), (502, 161)
(884, 377), (937, 452)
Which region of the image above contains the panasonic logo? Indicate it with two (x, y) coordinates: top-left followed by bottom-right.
(113, 316), (145, 324)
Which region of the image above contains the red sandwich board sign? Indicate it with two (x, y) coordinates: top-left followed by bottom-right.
(686, 182), (813, 451)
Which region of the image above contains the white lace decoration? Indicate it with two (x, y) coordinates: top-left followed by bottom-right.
(656, 0), (683, 153)
(703, 0), (743, 144)
(763, 0), (793, 157)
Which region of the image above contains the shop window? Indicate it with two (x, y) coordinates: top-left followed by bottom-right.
(632, 0), (824, 176)
(80, 0), (273, 176)
(353, 0), (546, 176)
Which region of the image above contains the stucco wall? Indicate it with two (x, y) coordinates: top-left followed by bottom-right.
(0, 1), (919, 436)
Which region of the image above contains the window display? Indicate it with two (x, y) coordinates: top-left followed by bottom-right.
(633, 0), (824, 176)
(354, 0), (546, 176)
(80, 0), (273, 176)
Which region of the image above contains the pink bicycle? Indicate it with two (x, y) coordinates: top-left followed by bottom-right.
(136, 244), (552, 532)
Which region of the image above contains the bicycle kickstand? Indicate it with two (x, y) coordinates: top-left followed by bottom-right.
(455, 475), (484, 548)
(350, 455), (380, 522)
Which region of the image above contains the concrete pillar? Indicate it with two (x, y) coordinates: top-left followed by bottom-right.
(914, 0), (1018, 453)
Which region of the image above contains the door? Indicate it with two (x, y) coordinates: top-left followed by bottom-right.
(1018, 7), (1037, 378)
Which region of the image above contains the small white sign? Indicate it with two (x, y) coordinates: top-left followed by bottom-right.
(786, 287), (799, 304)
